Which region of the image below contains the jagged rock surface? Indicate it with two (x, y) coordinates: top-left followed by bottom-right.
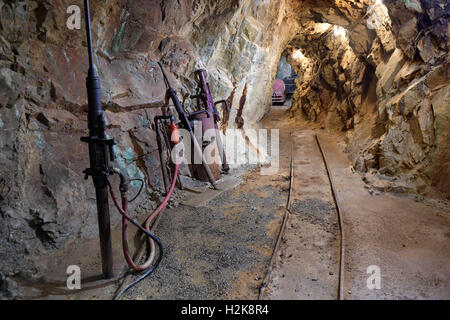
(0, 0), (448, 298)
(288, 0), (449, 197)
(0, 0), (299, 297)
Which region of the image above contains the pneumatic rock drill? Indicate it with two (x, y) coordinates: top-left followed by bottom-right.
(81, 2), (169, 299)
(191, 69), (230, 174)
(80, 0), (115, 279)
(157, 62), (219, 189)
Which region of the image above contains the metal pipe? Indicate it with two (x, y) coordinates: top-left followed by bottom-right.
(154, 118), (171, 193)
(95, 188), (113, 278)
(83, 0), (94, 72)
(154, 115), (183, 190)
(158, 117), (183, 190)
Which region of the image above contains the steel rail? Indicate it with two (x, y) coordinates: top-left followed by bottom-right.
(258, 134), (294, 299)
(315, 134), (345, 300)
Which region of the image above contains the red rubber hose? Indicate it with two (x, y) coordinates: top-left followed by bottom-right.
(145, 165), (178, 231)
(109, 163), (178, 271)
(109, 121), (179, 272)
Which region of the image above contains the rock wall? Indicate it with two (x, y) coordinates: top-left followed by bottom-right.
(0, 0), (299, 295)
(276, 55), (293, 79)
(0, 0), (448, 297)
(288, 0), (449, 197)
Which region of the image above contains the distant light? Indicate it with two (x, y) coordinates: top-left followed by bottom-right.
(292, 49), (305, 61)
(333, 25), (346, 37)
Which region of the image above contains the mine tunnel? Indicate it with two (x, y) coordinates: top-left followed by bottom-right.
(0, 0), (449, 302)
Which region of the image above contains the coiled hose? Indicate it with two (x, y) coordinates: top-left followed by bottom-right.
(108, 179), (163, 300)
(111, 122), (179, 300)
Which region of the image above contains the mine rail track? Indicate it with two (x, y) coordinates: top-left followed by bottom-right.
(259, 133), (346, 300)
(315, 134), (345, 300)
(258, 135), (294, 300)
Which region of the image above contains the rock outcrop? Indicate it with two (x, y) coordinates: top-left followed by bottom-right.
(288, 0), (449, 197)
(0, 0), (448, 298)
(0, 0), (299, 296)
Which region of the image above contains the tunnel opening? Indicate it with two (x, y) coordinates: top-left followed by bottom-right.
(272, 53), (298, 106)
(277, 22), (361, 133)
(264, 0), (448, 199)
